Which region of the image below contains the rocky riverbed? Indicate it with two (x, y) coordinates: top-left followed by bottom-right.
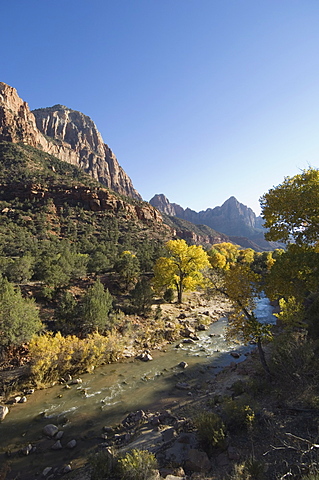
(0, 293), (276, 480)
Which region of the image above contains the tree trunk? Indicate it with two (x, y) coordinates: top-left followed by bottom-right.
(177, 283), (183, 303)
(257, 337), (271, 378)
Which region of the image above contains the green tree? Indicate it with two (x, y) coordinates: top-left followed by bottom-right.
(261, 169), (319, 337)
(87, 250), (111, 275)
(0, 277), (42, 351)
(55, 289), (78, 335)
(6, 254), (34, 283)
(260, 167), (319, 246)
(131, 277), (154, 316)
(115, 250), (140, 292)
(80, 279), (113, 334)
(153, 239), (210, 303)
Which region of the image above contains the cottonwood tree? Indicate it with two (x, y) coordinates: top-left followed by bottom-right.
(207, 264), (272, 375)
(260, 167), (319, 246)
(261, 168), (319, 335)
(153, 239), (210, 303)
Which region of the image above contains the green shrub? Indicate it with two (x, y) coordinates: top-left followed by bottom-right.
(231, 380), (246, 396)
(231, 457), (265, 480)
(163, 288), (174, 303)
(194, 412), (226, 453)
(118, 449), (158, 480)
(222, 398), (255, 432)
(89, 448), (118, 480)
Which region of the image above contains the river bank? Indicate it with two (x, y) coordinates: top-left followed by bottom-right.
(0, 292), (252, 478)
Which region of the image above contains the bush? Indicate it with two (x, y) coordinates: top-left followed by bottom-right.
(231, 457), (265, 480)
(0, 277), (42, 350)
(163, 288), (174, 303)
(89, 448), (118, 480)
(222, 398), (255, 432)
(194, 412), (226, 453)
(29, 330), (125, 385)
(118, 449), (158, 480)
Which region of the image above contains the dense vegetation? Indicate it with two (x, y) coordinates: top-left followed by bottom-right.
(1, 141), (319, 479)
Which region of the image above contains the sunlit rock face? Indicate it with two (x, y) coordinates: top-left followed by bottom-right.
(150, 194), (263, 238)
(0, 82), (141, 200)
(33, 104), (142, 200)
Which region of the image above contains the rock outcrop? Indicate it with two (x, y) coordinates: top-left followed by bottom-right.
(0, 82), (141, 200)
(0, 182), (164, 227)
(150, 194), (184, 217)
(33, 104), (141, 200)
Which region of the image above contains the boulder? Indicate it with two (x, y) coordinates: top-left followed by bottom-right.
(138, 352), (153, 361)
(162, 427), (177, 442)
(21, 443), (33, 455)
(197, 324), (208, 331)
(185, 448), (211, 473)
(122, 410), (147, 428)
(178, 361), (188, 369)
(66, 439), (77, 449)
(62, 464), (72, 474)
(42, 467), (53, 476)
(70, 378), (82, 385)
(230, 352), (241, 359)
(43, 424), (59, 437)
(51, 440), (62, 450)
(189, 333), (200, 341)
(24, 388), (35, 395)
(0, 405), (9, 421)
(175, 382), (191, 390)
(182, 326), (195, 337)
(216, 452), (230, 467)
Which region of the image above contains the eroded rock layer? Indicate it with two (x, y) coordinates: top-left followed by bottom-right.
(0, 82), (141, 200)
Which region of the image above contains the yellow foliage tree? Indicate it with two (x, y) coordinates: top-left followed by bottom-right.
(261, 167), (319, 246)
(208, 264), (272, 376)
(207, 242), (240, 270)
(153, 239), (210, 303)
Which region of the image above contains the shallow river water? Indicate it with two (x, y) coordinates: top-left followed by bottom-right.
(0, 299), (276, 478)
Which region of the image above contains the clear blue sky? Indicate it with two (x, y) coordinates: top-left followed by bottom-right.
(2, 1), (319, 215)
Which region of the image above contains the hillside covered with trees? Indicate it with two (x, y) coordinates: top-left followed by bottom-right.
(1, 134), (319, 480)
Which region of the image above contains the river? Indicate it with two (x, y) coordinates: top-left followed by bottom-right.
(0, 298), (276, 478)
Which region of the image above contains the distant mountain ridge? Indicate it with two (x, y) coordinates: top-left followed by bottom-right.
(150, 194), (279, 251)
(149, 194), (263, 236)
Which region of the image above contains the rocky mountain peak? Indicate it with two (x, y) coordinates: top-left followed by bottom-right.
(149, 194), (177, 215)
(149, 193), (270, 250)
(0, 82), (43, 147)
(0, 82), (141, 200)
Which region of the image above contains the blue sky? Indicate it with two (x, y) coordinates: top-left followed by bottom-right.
(2, 1), (319, 215)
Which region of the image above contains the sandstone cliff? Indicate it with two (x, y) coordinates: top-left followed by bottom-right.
(0, 82), (141, 200)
